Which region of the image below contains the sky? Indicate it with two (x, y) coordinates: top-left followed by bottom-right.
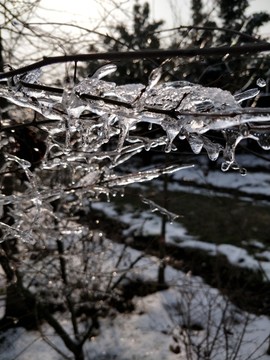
(37, 0), (270, 38)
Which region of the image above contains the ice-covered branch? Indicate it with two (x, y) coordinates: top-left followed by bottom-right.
(1, 62), (270, 243)
(1, 64), (270, 172)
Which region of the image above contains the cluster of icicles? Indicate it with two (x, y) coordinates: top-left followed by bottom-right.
(2, 64), (270, 173)
(0, 63), (270, 242)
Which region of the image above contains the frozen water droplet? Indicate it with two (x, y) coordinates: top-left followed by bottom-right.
(240, 124), (249, 137)
(256, 78), (266, 88)
(188, 134), (203, 154)
(91, 64), (117, 80)
(178, 128), (187, 140)
(203, 138), (223, 161)
(221, 162), (230, 172)
(239, 167), (247, 176)
(234, 88), (260, 103)
(148, 67), (162, 89)
(165, 143), (172, 153)
(231, 162), (240, 170)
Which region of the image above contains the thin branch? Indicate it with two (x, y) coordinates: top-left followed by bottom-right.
(153, 25), (267, 44)
(6, 81), (270, 119)
(1, 43), (270, 80)
(26, 21), (128, 48)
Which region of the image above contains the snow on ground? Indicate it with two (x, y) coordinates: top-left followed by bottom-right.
(92, 197), (270, 280)
(1, 154), (270, 359)
(92, 153), (270, 279)
(1, 247), (270, 360)
(171, 154), (270, 198)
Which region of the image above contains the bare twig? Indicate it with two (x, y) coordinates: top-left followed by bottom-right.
(1, 42), (270, 80)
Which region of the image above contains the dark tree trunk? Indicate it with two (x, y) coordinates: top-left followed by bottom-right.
(0, 215), (37, 331)
(0, 251), (37, 331)
(0, 29), (4, 72)
(74, 348), (85, 360)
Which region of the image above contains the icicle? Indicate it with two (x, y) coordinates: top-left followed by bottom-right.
(91, 64), (117, 80)
(202, 136), (223, 161)
(140, 196), (180, 223)
(187, 134), (204, 154)
(221, 127), (248, 175)
(105, 164), (194, 187)
(116, 115), (141, 151)
(5, 154), (43, 226)
(147, 67), (162, 90)
(187, 134), (223, 160)
(165, 127), (181, 152)
(234, 88), (260, 103)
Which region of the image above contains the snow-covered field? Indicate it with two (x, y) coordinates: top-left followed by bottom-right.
(1, 249), (270, 360)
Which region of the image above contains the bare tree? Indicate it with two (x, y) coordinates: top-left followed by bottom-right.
(0, 2), (270, 359)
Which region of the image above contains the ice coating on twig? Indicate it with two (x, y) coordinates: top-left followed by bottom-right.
(141, 196), (180, 223)
(1, 64), (270, 174)
(1, 64), (270, 242)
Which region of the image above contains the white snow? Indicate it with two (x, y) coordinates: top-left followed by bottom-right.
(1, 155), (270, 359)
(1, 257), (270, 360)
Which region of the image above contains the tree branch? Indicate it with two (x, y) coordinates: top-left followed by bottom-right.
(1, 43), (270, 80)
(153, 25), (267, 43)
